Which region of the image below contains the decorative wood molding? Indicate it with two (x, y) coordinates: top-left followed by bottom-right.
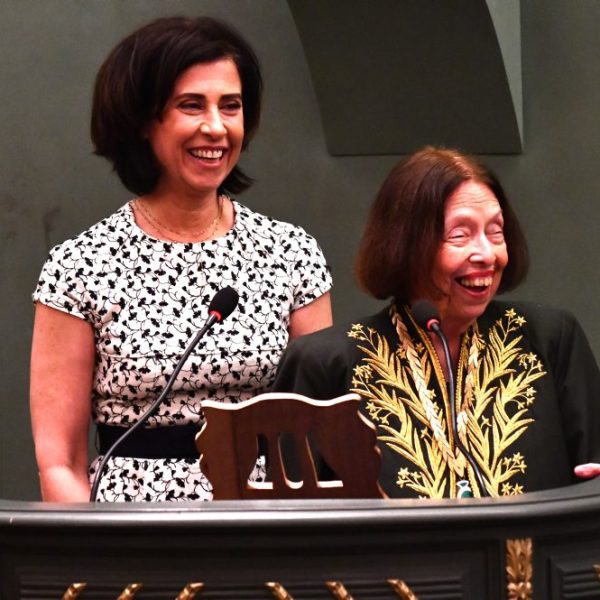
(325, 581), (354, 599)
(506, 538), (533, 600)
(266, 582), (295, 599)
(116, 583), (143, 599)
(62, 583), (87, 599)
(175, 583), (204, 599)
(387, 579), (419, 599)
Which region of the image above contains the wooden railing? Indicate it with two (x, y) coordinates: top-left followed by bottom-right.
(1, 478), (600, 599)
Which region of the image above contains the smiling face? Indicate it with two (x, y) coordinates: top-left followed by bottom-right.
(146, 57), (244, 201)
(427, 180), (508, 335)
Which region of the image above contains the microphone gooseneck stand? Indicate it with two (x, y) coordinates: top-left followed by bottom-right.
(411, 299), (489, 498)
(428, 320), (489, 498)
(89, 287), (239, 502)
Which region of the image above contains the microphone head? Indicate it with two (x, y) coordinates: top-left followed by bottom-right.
(411, 299), (441, 332)
(208, 287), (239, 322)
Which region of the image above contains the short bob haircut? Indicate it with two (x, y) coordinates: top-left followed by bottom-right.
(91, 16), (262, 196)
(356, 146), (529, 303)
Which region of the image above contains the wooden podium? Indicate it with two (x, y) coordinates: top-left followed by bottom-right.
(1, 478), (600, 599)
(197, 393), (385, 500)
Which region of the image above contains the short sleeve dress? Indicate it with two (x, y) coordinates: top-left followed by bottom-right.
(33, 199), (332, 501)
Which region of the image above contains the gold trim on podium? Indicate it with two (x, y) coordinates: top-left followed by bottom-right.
(506, 538), (533, 600)
(387, 578), (419, 599)
(62, 583), (87, 599)
(116, 583), (143, 599)
(266, 581), (295, 599)
(175, 583), (204, 599)
(325, 581), (354, 599)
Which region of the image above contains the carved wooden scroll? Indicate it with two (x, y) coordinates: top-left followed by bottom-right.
(387, 579), (419, 599)
(506, 538), (533, 600)
(116, 583), (143, 599)
(325, 580), (354, 599)
(266, 581), (295, 599)
(175, 583), (204, 599)
(62, 583), (87, 600)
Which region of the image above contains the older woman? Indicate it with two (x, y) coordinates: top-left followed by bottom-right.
(273, 146), (600, 498)
(30, 16), (332, 502)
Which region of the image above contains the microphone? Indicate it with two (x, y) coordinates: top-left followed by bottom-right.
(411, 299), (442, 335)
(90, 286), (239, 502)
(411, 299), (488, 498)
(206, 285), (239, 327)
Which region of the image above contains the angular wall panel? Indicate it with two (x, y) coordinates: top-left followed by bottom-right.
(288, 0), (522, 155)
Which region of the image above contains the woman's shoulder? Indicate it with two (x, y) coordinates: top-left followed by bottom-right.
(490, 299), (577, 323)
(273, 307), (392, 398)
(233, 201), (319, 243)
(287, 322), (349, 354)
(487, 299), (584, 344)
(286, 307), (391, 356)
(47, 202), (133, 258)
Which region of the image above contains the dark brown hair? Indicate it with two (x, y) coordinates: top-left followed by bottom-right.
(91, 16), (262, 196)
(355, 146), (529, 302)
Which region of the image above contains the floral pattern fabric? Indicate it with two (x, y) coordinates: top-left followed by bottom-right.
(33, 199), (332, 501)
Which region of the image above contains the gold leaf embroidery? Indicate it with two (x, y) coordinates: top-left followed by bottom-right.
(349, 306), (546, 498)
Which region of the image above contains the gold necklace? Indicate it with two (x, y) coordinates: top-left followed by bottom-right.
(135, 196), (224, 242)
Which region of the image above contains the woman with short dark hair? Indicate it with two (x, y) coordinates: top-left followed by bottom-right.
(91, 16), (263, 196)
(274, 146), (600, 498)
(356, 146), (529, 302)
(30, 16), (332, 502)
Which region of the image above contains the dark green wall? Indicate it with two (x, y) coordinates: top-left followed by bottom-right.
(1, 0), (599, 500)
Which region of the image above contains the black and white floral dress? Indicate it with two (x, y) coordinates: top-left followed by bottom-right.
(33, 199), (332, 501)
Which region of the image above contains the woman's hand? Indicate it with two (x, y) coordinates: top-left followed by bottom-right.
(574, 463), (600, 479)
(30, 304), (96, 502)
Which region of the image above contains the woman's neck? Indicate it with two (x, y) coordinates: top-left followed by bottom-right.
(135, 189), (234, 243)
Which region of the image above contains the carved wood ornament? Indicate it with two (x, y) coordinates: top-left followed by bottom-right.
(62, 578), (420, 599)
(325, 580), (354, 599)
(62, 583), (87, 600)
(387, 579), (419, 599)
(176, 583), (205, 599)
(506, 538), (533, 600)
(116, 583), (143, 600)
(266, 581), (295, 600)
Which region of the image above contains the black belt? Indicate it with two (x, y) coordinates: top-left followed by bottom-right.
(97, 423), (201, 459)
